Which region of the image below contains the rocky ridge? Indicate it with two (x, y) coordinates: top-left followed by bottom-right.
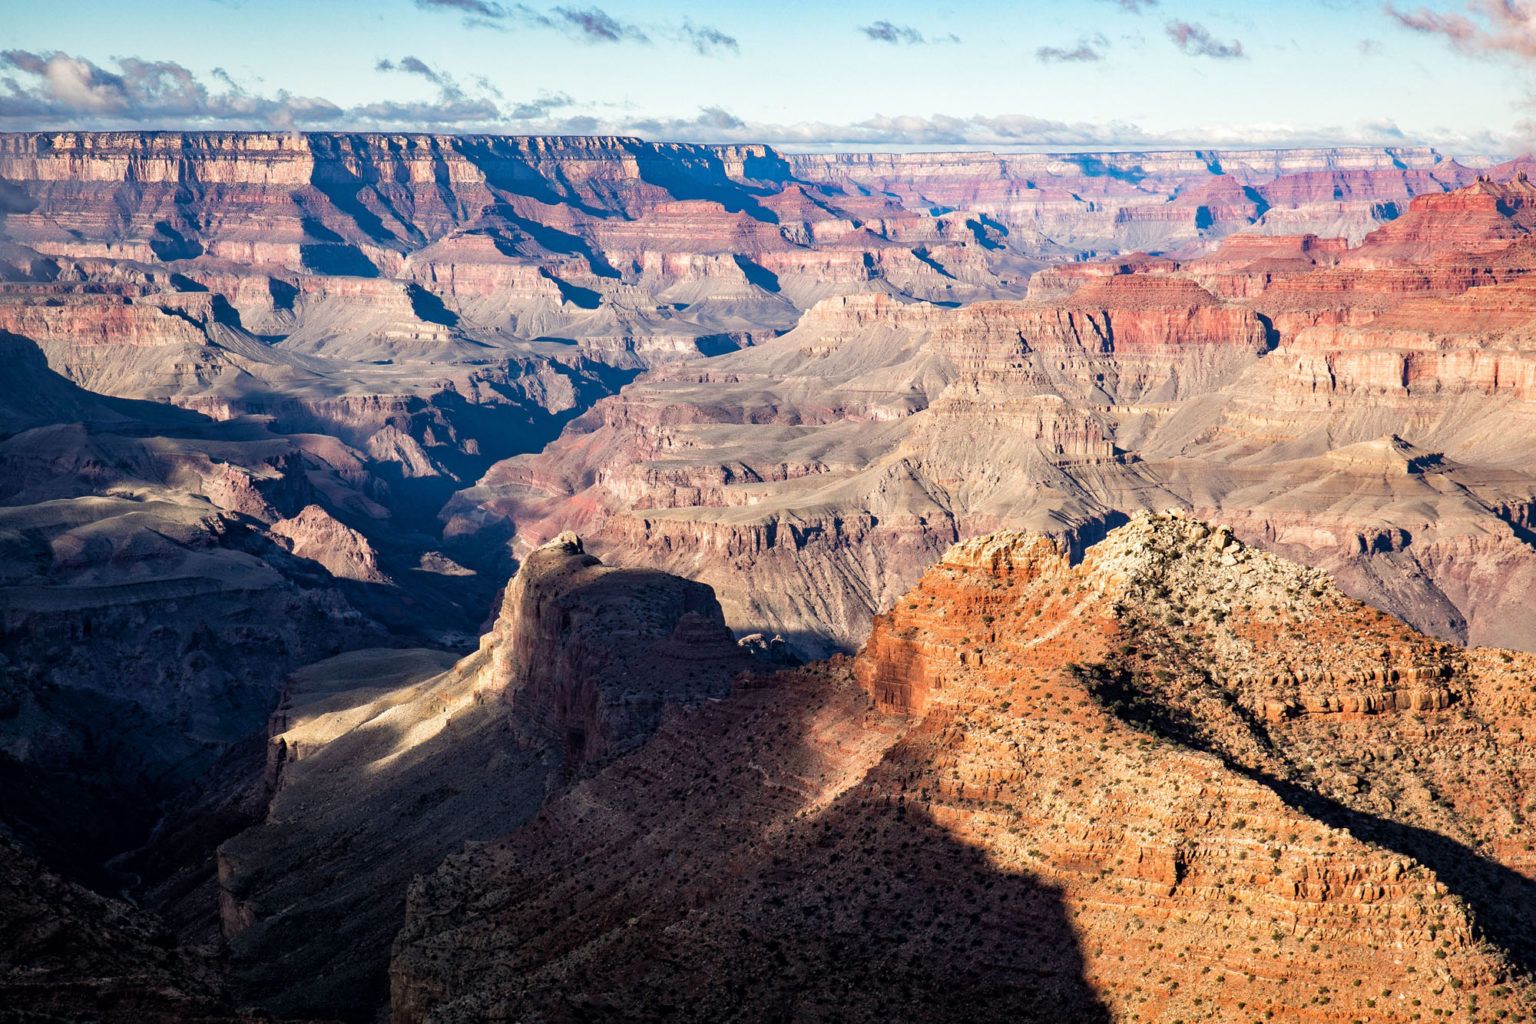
(214, 532), (758, 1019)
(0, 135), (1485, 899)
(391, 512), (1536, 1023)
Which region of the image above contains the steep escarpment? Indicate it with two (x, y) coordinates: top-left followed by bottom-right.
(214, 533), (756, 1020)
(4, 137), (1464, 277)
(0, 131), (1031, 337)
(1142, 177), (1536, 650)
(0, 351), (402, 880)
(0, 129), (939, 910)
(442, 276), (1271, 654)
(391, 513), (1536, 1024)
(454, 172), (1536, 657)
(0, 130), (1068, 588)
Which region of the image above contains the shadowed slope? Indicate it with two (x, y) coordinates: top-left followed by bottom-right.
(217, 534), (756, 1020)
(393, 513), (1536, 1023)
(0, 840), (243, 1023)
(391, 660), (1110, 1024)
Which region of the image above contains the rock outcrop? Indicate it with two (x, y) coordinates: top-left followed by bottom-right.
(270, 503), (390, 583)
(789, 145), (1473, 250)
(390, 513), (1536, 1023)
(215, 533), (753, 1019)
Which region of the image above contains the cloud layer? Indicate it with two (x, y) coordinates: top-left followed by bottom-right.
(0, 50), (563, 130)
(0, 50), (342, 128)
(858, 21), (959, 45)
(0, 47), (1508, 154)
(1037, 38), (1107, 63)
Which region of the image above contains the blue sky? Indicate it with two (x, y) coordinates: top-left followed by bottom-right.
(0, 0), (1529, 153)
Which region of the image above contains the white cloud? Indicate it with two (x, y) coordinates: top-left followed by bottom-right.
(0, 49), (1513, 156)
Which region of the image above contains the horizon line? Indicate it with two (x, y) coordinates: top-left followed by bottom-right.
(0, 129), (1514, 162)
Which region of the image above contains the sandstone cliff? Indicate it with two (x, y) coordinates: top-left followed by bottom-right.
(215, 533), (754, 1019)
(789, 145), (1473, 250)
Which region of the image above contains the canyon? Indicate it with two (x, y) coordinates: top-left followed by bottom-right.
(2, 132), (1535, 1021)
(472, 170), (1536, 657)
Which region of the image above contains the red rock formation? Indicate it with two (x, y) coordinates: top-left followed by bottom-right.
(0, 136), (1527, 1018)
(389, 513), (1536, 1023)
(270, 504), (389, 583)
(788, 145), (1475, 251)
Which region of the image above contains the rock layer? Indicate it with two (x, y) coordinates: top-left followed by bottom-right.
(0, 135), (1524, 1019)
(0, 840), (244, 1023)
(391, 513), (1536, 1024)
(456, 172), (1536, 657)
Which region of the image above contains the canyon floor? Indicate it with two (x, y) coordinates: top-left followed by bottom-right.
(2, 134), (1535, 1022)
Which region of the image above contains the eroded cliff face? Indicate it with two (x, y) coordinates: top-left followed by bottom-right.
(788, 145), (1474, 250)
(4, 136), (1463, 273)
(454, 173), (1536, 657)
(0, 137), (1493, 642)
(0, 132), (1079, 680)
(390, 513), (1536, 1024)
(444, 275), (1278, 652)
(214, 533), (755, 1019)
(0, 130), (954, 912)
